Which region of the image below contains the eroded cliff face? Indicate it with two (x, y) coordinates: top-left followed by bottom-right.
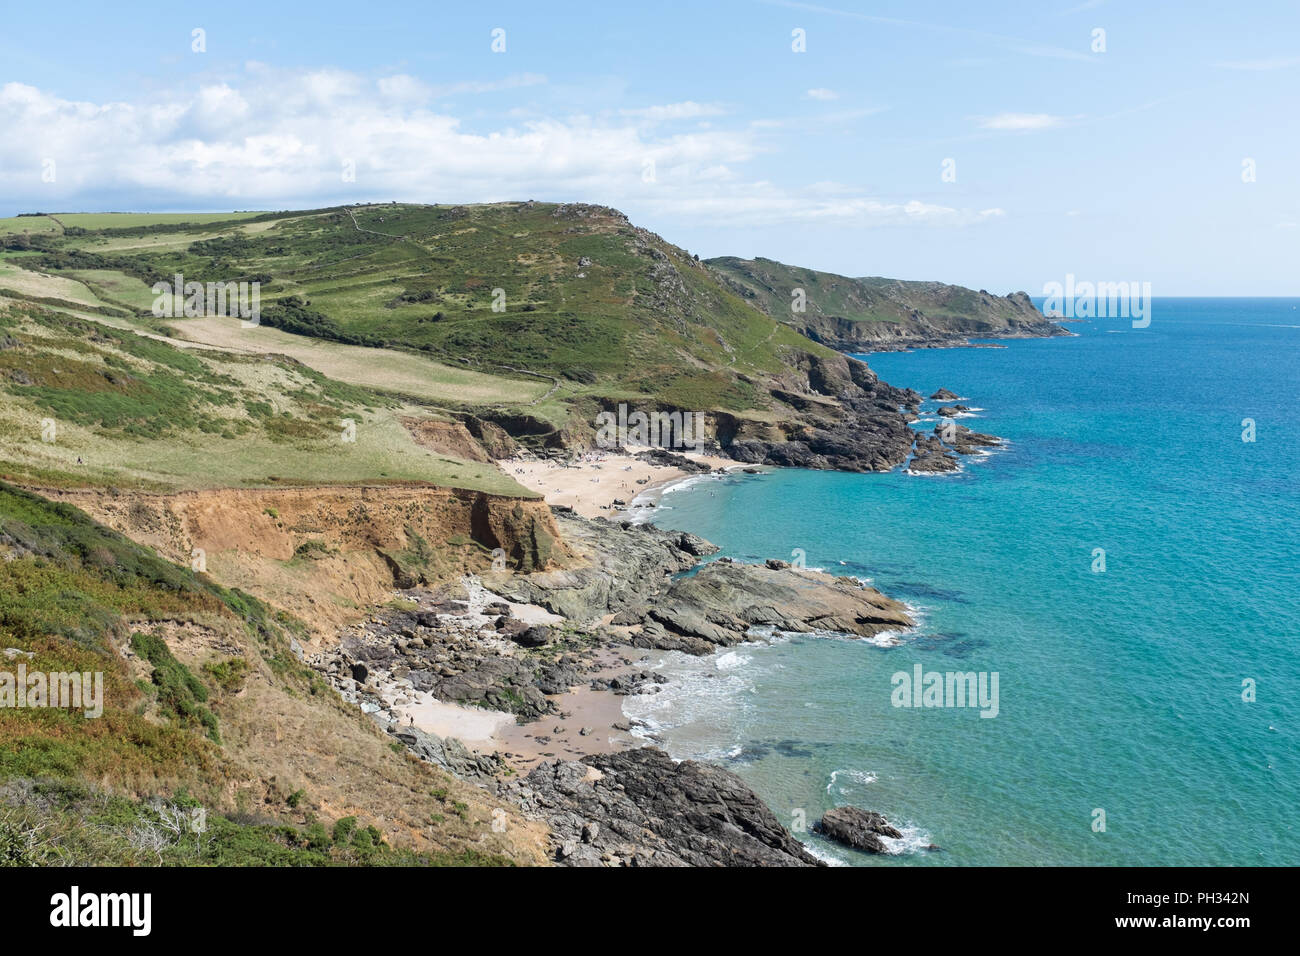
(35, 484), (568, 635)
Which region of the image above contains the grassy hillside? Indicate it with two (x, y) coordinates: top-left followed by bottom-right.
(0, 203), (948, 474)
(0, 481), (542, 865)
(0, 297), (531, 494)
(707, 255), (1065, 350)
(1, 202), (837, 419)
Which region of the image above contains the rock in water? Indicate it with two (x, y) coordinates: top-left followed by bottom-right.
(813, 806), (903, 854)
(644, 561), (913, 650)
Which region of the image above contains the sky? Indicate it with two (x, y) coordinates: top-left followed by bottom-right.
(2, 0), (1298, 294)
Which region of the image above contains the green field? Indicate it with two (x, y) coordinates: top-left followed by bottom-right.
(1, 203), (832, 415)
(166, 315), (549, 405)
(0, 215), (62, 237)
(0, 298), (534, 495)
(0, 259), (114, 310)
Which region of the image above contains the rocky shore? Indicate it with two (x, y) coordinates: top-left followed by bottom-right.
(305, 501), (924, 865)
(302, 383), (1005, 865)
(504, 749), (823, 866)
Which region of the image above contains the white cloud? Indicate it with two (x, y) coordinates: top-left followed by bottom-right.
(977, 112), (1069, 131)
(619, 101), (727, 122)
(636, 188), (1008, 228)
(0, 71), (1003, 230)
(805, 88), (839, 100)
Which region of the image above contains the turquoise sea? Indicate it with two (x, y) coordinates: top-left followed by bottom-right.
(627, 299), (1300, 866)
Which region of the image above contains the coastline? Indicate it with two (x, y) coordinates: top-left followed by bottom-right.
(318, 406), (1001, 862)
(378, 414), (997, 782)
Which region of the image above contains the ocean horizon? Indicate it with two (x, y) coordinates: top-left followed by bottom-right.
(629, 297), (1299, 866)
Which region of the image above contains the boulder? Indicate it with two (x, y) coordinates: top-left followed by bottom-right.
(813, 806), (903, 854)
(643, 561), (913, 652)
(511, 624), (553, 647)
(508, 748), (823, 867)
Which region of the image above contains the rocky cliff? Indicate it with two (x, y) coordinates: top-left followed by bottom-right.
(709, 256), (1067, 351)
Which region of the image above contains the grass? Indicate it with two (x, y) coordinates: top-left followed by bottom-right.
(166, 315), (547, 405)
(0, 780), (515, 866)
(54, 212), (267, 231)
(0, 260), (112, 310)
(0, 215), (61, 237)
(0, 201), (936, 479)
(0, 481), (246, 782)
(708, 255), (1036, 328)
(0, 479), (282, 782)
(0, 480), (541, 867)
(131, 632), (221, 743)
(0, 300), (536, 495)
(5, 202), (838, 422)
(63, 268), (159, 312)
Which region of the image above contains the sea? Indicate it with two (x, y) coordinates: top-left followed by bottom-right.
(626, 298), (1300, 866)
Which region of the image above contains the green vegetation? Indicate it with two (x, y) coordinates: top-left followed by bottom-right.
(0, 482), (522, 866)
(0, 202), (846, 436)
(0, 480), (304, 781)
(202, 657), (249, 693)
(707, 255), (1047, 334)
(0, 300), (534, 494)
(130, 632), (221, 743)
(0, 780), (513, 866)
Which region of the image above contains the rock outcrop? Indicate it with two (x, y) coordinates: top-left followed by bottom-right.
(813, 806), (903, 854)
(633, 561), (913, 654)
(389, 725), (509, 784)
(489, 509), (911, 652)
(314, 587), (596, 721)
(507, 747), (823, 866)
(717, 353), (924, 472)
(486, 510), (716, 623)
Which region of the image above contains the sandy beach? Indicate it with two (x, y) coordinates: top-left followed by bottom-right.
(495, 645), (656, 772)
(502, 447), (737, 518)
(375, 448), (753, 771)
(392, 643), (665, 772)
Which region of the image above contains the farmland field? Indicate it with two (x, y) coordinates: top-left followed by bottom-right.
(166, 316), (550, 405)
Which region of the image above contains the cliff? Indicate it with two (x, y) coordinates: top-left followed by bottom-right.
(708, 256), (1067, 352)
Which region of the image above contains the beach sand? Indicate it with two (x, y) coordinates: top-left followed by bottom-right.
(395, 698), (516, 746)
(502, 447), (736, 518)
(495, 647), (647, 772)
(389, 645), (661, 772)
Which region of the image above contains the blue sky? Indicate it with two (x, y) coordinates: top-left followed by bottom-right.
(2, 0), (1298, 293)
